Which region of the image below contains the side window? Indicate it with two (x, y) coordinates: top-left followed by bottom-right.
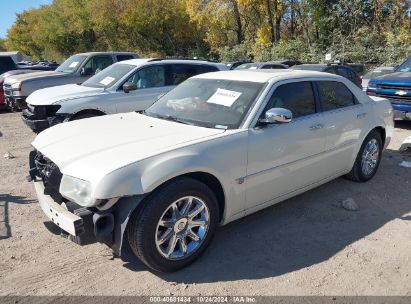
(170, 64), (199, 85)
(324, 67), (337, 74)
(196, 65), (219, 74)
(261, 64), (284, 69)
(126, 65), (166, 89)
(263, 81), (316, 118)
(337, 67), (349, 79)
(116, 55), (135, 62)
(83, 55), (114, 74)
(317, 81), (357, 111)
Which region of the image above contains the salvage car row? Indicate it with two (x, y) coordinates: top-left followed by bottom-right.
(0, 51), (406, 272)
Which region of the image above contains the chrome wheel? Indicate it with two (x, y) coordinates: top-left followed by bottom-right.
(155, 196), (210, 260)
(361, 138), (379, 176)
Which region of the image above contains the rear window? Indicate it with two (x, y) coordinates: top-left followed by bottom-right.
(117, 55), (135, 62)
(317, 81), (358, 111)
(169, 64), (218, 86)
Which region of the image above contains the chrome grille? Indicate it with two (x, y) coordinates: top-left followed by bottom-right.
(376, 84), (411, 91)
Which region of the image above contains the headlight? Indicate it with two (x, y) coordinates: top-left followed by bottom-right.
(60, 175), (94, 207)
(11, 82), (22, 91)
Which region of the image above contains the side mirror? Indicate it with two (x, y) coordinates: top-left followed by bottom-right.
(260, 108), (292, 124)
(80, 67), (94, 76)
(123, 82), (137, 93)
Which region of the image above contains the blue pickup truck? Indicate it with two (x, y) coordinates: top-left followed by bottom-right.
(367, 57), (411, 120)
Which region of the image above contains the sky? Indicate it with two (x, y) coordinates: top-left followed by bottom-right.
(0, 0), (52, 39)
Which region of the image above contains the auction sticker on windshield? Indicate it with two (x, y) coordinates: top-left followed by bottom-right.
(207, 88), (242, 107)
(99, 76), (115, 86)
(69, 61), (79, 68)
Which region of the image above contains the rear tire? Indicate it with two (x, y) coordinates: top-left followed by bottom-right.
(345, 130), (382, 182)
(127, 177), (219, 272)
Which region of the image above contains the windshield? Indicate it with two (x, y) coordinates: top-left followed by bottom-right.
(235, 63), (261, 70)
(56, 54), (87, 73)
(82, 63), (135, 88)
(363, 68), (394, 79)
(396, 58), (411, 73)
(145, 78), (265, 129)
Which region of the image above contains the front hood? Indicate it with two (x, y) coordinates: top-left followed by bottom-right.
(27, 84), (105, 106)
(4, 71), (66, 85)
(372, 72), (411, 84)
(32, 113), (225, 180)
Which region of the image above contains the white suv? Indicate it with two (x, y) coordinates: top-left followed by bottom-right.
(22, 59), (227, 132)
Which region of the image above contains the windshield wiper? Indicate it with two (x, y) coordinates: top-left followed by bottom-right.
(159, 114), (193, 125)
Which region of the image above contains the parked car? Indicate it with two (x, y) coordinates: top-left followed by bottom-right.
(0, 56), (19, 75)
(3, 52), (138, 111)
(0, 69), (43, 111)
(22, 59), (227, 133)
(291, 63), (362, 88)
(366, 57), (411, 120)
(224, 61), (252, 70)
(29, 69), (393, 272)
(346, 63), (366, 77)
(361, 67), (394, 90)
(236, 61), (289, 70)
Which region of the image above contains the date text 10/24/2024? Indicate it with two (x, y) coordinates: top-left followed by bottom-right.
(149, 296), (257, 303)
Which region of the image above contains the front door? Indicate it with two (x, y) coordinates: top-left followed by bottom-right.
(245, 81), (327, 211)
(115, 64), (171, 113)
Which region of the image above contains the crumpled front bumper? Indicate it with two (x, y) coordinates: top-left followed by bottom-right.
(34, 180), (100, 246)
(22, 109), (71, 133)
(35, 181), (85, 236)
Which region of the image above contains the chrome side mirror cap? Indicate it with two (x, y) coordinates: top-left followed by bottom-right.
(260, 108), (292, 124)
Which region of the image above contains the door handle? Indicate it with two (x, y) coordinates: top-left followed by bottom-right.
(309, 124), (324, 130)
(357, 113), (367, 119)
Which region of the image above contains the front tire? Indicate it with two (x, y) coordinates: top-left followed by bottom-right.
(127, 177), (219, 272)
(346, 130), (382, 182)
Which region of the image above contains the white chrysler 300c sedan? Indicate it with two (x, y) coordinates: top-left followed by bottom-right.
(29, 70), (394, 272)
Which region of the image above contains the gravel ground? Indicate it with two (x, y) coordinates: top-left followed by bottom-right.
(0, 111), (410, 296)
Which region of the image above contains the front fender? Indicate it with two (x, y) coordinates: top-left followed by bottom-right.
(93, 130), (249, 222)
(94, 150), (230, 199)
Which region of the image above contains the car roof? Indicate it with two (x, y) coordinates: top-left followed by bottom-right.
(114, 58), (226, 68)
(77, 51), (138, 56)
(192, 69), (342, 83)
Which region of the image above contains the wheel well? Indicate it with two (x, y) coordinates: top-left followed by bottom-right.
(70, 109), (105, 120)
(183, 172), (225, 221)
(373, 126), (386, 147)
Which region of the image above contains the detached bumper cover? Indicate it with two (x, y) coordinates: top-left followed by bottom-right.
(22, 113), (50, 132)
(22, 109), (70, 132)
(35, 181), (84, 236)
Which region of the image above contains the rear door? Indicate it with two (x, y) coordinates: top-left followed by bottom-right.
(316, 80), (369, 175)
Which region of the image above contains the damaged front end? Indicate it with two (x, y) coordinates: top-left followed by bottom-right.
(22, 104), (71, 133)
(28, 150), (144, 255)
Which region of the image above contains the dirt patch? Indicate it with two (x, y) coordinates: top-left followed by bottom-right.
(0, 112), (410, 296)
